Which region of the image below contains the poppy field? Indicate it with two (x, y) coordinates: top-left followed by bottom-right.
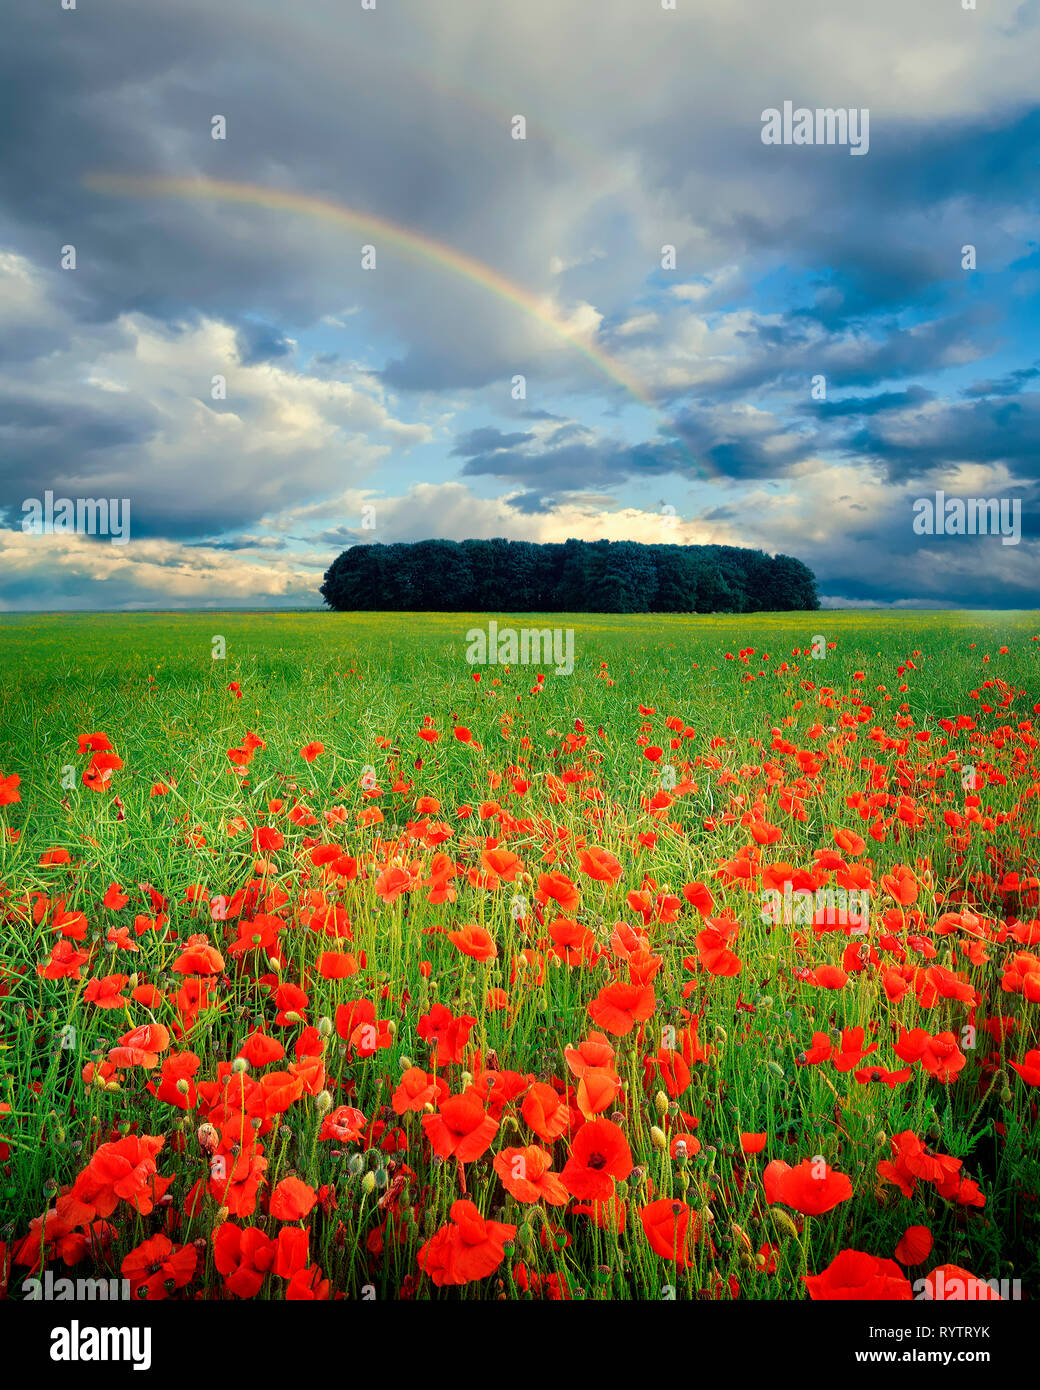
(1, 608), (1038, 1304)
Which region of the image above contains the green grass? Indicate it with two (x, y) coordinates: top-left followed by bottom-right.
(0, 609), (1038, 1300)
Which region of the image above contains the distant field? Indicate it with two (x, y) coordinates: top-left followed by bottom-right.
(1, 610), (1038, 1301)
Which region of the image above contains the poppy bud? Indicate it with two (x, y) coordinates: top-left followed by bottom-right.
(730, 1222), (752, 1255)
(176, 1078), (190, 1096)
(283, 1010), (305, 1024)
(1000, 1087), (1012, 1104)
(927, 1123), (942, 1142)
(766, 1061), (785, 1080)
(232, 1057), (249, 1073)
(361, 1172), (376, 1195)
(104, 1080), (120, 1093)
(399, 1055), (413, 1070)
(197, 1122), (218, 1154)
(875, 1130), (886, 1145)
(317, 1016), (333, 1037)
(347, 1154), (364, 1176)
(128, 973), (139, 990)
(315, 1090), (333, 1116)
(770, 1208), (800, 1242)
(460, 1071), (473, 1089)
(713, 1025), (728, 1044)
(650, 1125), (668, 1152)
(216, 1206), (229, 1224)
(654, 1090), (669, 1119)
(267, 957), (282, 973)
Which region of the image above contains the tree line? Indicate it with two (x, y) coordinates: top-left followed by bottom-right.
(321, 538), (820, 612)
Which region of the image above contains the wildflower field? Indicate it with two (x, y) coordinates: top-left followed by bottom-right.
(1, 609), (1038, 1304)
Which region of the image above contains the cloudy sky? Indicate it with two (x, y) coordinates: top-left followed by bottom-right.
(1, 0), (1037, 609)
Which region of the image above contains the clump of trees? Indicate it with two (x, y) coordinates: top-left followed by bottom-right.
(321, 538), (819, 612)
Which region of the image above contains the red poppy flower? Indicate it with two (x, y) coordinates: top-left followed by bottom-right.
(493, 1146), (568, 1206)
(417, 1199), (516, 1287)
(421, 1091), (499, 1163)
(171, 934), (225, 975)
(447, 923), (498, 962)
(213, 1223), (276, 1298)
(121, 1234), (197, 1301)
(537, 871), (580, 913)
(577, 847), (623, 883)
(522, 1082), (571, 1143)
(894, 1225), (933, 1266)
(269, 1176), (317, 1221)
(639, 1197), (700, 1270)
(393, 1067), (448, 1115)
(764, 1158), (853, 1216)
(561, 1118), (633, 1200)
(587, 981), (656, 1036)
(803, 1249), (913, 1300)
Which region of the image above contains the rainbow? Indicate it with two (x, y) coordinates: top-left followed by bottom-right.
(83, 173), (663, 416)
